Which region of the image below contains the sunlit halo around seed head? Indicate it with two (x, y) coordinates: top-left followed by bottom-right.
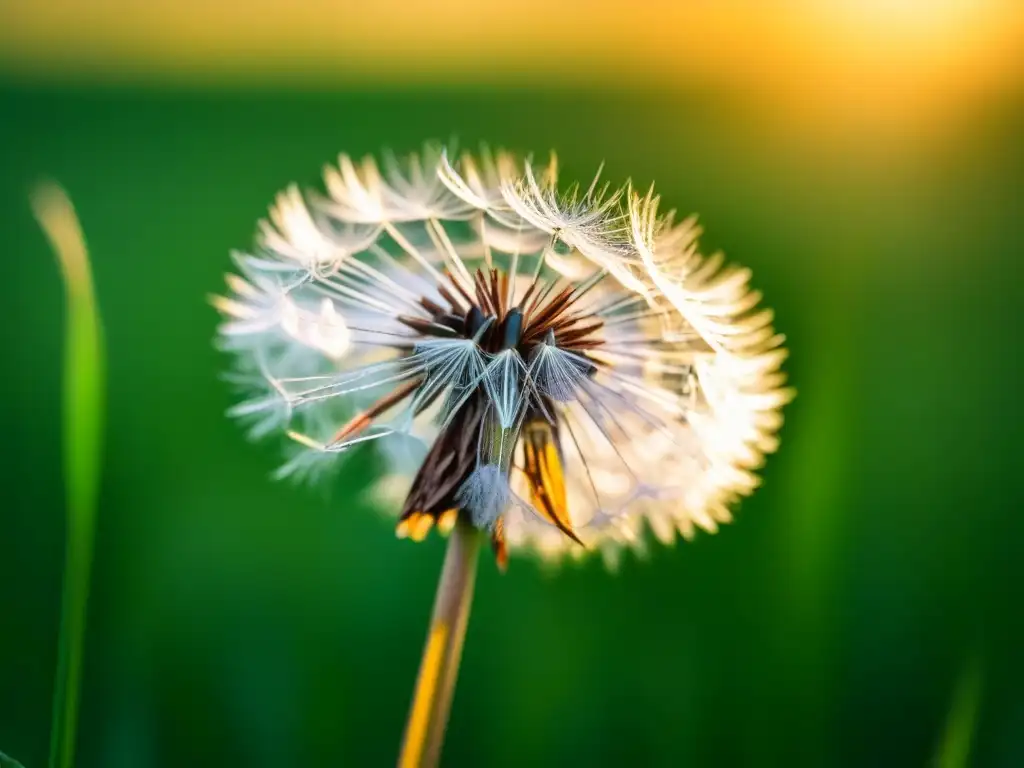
(213, 143), (795, 569)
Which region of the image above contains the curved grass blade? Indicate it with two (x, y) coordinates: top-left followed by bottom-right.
(933, 651), (984, 768)
(32, 183), (105, 768)
(0, 750), (27, 768)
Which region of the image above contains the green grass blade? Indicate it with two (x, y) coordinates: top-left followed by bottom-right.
(933, 651), (984, 768)
(32, 183), (106, 768)
(0, 750), (27, 768)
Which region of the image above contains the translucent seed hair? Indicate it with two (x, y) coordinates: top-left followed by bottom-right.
(213, 143), (794, 569)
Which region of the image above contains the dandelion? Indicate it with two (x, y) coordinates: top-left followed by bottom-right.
(213, 143), (793, 766)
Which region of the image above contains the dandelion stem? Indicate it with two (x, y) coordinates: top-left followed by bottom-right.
(397, 521), (482, 768)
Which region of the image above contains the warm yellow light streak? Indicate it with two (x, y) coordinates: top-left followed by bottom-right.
(1, 0), (1019, 122)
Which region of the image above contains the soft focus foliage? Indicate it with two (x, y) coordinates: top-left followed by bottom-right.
(1, 5), (1022, 762)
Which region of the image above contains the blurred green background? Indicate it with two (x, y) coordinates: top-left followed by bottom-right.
(2, 3), (1023, 765)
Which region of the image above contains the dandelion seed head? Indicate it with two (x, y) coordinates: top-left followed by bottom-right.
(214, 142), (794, 567)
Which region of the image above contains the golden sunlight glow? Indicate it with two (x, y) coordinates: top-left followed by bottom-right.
(0, 1), (1021, 135)
(744, 0), (1023, 134)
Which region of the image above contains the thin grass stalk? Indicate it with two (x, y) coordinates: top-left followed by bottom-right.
(32, 183), (105, 768)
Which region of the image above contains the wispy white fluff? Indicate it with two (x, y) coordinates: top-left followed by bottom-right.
(258, 184), (381, 276)
(482, 349), (529, 429)
(224, 368), (292, 440)
(214, 272), (351, 364)
(456, 464), (512, 529)
(528, 335), (593, 402)
(437, 148), (503, 211)
(410, 335), (489, 423)
(498, 155), (634, 266)
(215, 143), (794, 565)
(322, 143), (475, 224)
